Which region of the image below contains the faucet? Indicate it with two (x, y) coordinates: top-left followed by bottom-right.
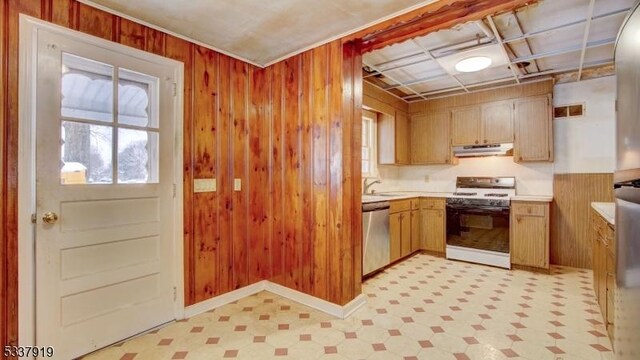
(363, 178), (382, 195)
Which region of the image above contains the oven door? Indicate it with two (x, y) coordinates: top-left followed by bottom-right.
(446, 204), (510, 253)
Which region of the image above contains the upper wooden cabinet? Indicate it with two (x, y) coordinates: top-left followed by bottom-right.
(451, 106), (481, 146)
(379, 111), (410, 165)
(451, 100), (514, 146)
(411, 111), (453, 165)
(514, 95), (553, 163)
(481, 100), (514, 144)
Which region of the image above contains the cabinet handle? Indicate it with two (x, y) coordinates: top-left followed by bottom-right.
(484, 140), (488, 144)
(475, 140), (479, 144)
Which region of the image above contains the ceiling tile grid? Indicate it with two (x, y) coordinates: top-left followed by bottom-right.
(363, 0), (635, 102)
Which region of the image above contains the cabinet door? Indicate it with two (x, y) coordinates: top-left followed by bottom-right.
(606, 249), (616, 337)
(401, 212), (412, 257)
(514, 95), (552, 162)
(390, 212), (402, 262)
(511, 214), (548, 268)
(481, 100), (513, 144)
(411, 112), (452, 164)
(422, 209), (446, 253)
(395, 111), (410, 164)
(598, 239), (607, 317)
(451, 106), (481, 146)
(410, 210), (421, 252)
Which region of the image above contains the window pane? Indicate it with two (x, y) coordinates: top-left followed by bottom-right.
(118, 129), (159, 183)
(61, 121), (113, 184)
(362, 160), (369, 174)
(118, 68), (159, 128)
(362, 147), (369, 161)
(61, 53), (114, 122)
(362, 120), (369, 147)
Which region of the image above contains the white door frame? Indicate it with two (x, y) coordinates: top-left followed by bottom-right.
(18, 14), (185, 351)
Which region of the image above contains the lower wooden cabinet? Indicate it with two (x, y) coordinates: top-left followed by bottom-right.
(390, 199), (413, 261)
(418, 198), (446, 253)
(591, 208), (616, 344)
(410, 209), (421, 252)
(510, 201), (550, 269)
(389, 197), (446, 261)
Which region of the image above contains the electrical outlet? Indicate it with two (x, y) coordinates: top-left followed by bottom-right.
(194, 178), (216, 193)
(234, 178), (242, 191)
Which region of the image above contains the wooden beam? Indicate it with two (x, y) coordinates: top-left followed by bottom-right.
(351, 0), (537, 53)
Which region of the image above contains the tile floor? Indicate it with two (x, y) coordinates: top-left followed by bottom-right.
(84, 253), (613, 360)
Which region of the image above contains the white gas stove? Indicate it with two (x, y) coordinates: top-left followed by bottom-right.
(445, 177), (516, 269)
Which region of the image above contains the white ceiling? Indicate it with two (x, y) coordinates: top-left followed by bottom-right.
(364, 0), (635, 101)
(81, 0), (438, 66)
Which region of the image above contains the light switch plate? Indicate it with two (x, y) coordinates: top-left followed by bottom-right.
(234, 178), (242, 191)
(194, 178), (216, 193)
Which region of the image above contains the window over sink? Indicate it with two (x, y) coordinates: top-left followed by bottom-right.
(362, 109), (378, 177)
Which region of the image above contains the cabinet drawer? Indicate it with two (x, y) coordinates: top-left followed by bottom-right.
(410, 199), (420, 210)
(512, 202), (546, 217)
(420, 198), (445, 210)
(390, 199), (412, 214)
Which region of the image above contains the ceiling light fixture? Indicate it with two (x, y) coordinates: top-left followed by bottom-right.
(455, 56), (492, 73)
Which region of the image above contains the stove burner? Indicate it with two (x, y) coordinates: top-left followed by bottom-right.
(453, 192), (478, 196)
(484, 193), (509, 198)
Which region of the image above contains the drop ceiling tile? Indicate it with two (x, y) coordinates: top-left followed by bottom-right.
(584, 44), (615, 65)
(588, 16), (626, 43)
(593, 0), (636, 17)
(414, 21), (491, 51)
(534, 54), (580, 73)
(526, 28), (585, 58)
(456, 65), (514, 86)
(514, 0), (589, 35)
(408, 77), (461, 94)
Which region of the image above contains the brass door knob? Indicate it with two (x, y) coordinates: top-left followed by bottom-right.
(42, 212), (58, 224)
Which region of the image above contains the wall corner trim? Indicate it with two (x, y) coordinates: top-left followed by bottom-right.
(183, 281), (367, 320)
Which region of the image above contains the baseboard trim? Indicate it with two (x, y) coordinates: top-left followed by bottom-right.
(183, 281), (268, 318)
(265, 282), (367, 319)
(183, 281), (367, 320)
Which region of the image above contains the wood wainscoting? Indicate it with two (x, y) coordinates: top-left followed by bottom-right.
(1, 0), (362, 349)
(551, 174), (615, 268)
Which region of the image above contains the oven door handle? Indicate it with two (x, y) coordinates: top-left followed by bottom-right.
(446, 206), (510, 215)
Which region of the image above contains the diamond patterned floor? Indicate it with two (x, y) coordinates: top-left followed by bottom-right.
(83, 253), (614, 360)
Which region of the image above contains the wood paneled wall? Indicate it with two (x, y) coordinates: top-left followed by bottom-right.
(363, 82), (408, 116)
(551, 174), (615, 268)
(1, 0), (362, 349)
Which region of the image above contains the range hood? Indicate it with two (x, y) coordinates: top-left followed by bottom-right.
(453, 143), (514, 158)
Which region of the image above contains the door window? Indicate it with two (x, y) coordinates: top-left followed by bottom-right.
(60, 53), (159, 184)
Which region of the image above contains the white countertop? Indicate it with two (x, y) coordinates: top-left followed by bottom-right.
(362, 191), (553, 204)
(592, 202), (615, 226)
(362, 192), (451, 203)
(511, 195), (553, 202)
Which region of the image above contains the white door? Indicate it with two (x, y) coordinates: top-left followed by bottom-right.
(34, 29), (180, 359)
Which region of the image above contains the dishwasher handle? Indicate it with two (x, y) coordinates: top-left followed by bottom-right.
(362, 202), (390, 212)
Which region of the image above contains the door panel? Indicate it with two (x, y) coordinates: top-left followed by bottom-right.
(451, 106), (480, 146)
(514, 96), (552, 162)
(35, 30), (178, 359)
(481, 100), (513, 144)
(390, 213), (402, 261)
(411, 112), (451, 164)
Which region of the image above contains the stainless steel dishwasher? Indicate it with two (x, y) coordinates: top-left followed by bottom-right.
(362, 201), (390, 276)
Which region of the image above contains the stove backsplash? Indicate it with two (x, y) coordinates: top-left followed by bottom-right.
(374, 156), (553, 196)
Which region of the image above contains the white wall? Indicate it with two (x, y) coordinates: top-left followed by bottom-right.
(375, 157), (554, 195)
(372, 76), (617, 196)
(553, 76), (616, 174)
